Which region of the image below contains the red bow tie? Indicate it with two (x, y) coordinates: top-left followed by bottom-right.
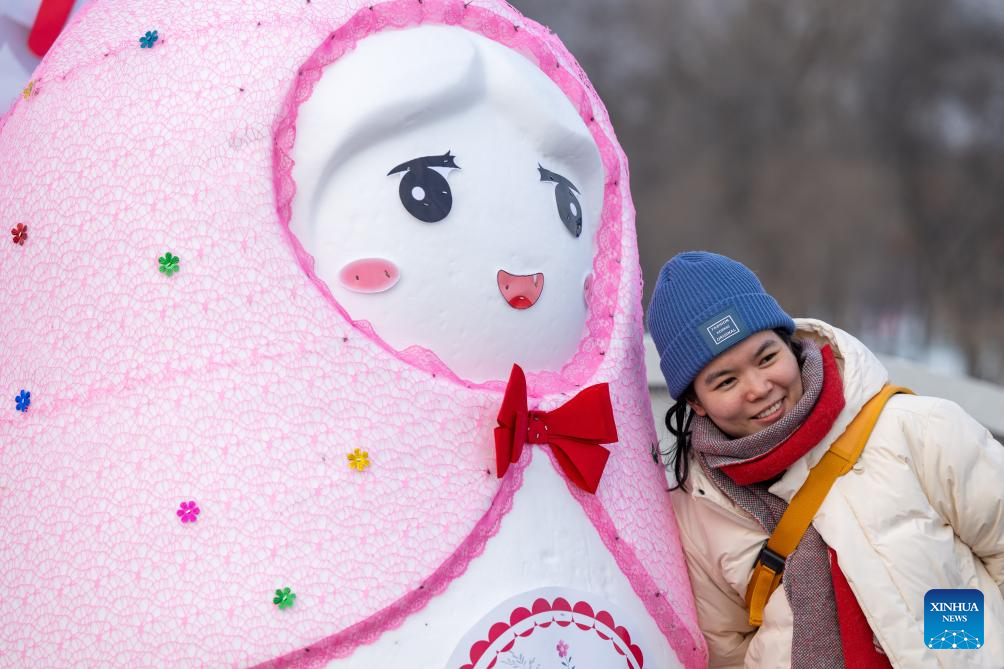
(494, 364), (618, 494)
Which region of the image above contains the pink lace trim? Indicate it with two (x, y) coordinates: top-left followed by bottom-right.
(546, 449), (708, 669)
(251, 450), (531, 669)
(271, 0), (625, 397)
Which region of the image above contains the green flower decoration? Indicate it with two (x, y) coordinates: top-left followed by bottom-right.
(273, 587), (296, 610)
(158, 252), (180, 276)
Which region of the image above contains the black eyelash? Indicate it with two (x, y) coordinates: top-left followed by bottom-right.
(388, 152), (459, 176)
(538, 165), (583, 238)
(537, 166), (580, 194)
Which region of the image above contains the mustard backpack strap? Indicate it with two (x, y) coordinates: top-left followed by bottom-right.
(744, 383), (915, 627)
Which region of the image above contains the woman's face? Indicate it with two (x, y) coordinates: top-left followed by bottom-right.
(688, 330), (804, 438)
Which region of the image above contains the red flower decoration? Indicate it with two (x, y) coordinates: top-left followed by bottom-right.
(11, 223), (27, 246)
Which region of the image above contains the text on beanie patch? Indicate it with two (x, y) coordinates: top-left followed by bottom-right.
(699, 307), (749, 352)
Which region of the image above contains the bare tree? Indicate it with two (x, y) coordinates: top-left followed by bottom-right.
(513, 0), (1004, 382)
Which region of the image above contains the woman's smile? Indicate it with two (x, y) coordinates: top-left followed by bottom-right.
(752, 398), (785, 422)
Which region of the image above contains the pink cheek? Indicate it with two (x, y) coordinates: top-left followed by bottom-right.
(338, 258), (400, 294)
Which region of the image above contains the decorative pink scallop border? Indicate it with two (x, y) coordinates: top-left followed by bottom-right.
(459, 595), (645, 669)
(271, 0), (625, 398)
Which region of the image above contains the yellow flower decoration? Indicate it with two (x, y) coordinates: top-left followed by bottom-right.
(22, 81), (34, 100)
(347, 448), (370, 472)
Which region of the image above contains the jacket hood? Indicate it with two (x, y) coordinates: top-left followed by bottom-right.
(768, 318), (889, 499)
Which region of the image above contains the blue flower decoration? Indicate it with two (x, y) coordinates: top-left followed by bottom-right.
(139, 30), (159, 49)
(15, 390), (30, 413)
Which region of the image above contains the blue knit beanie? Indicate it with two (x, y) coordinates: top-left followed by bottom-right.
(646, 252), (795, 399)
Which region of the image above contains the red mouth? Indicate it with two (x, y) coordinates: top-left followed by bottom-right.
(497, 270), (544, 310)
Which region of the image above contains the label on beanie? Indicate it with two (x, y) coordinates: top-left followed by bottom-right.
(699, 307), (749, 352)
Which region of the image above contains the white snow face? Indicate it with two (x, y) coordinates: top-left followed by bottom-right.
(290, 25), (604, 383)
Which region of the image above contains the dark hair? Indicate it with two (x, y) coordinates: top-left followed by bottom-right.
(657, 328), (804, 491)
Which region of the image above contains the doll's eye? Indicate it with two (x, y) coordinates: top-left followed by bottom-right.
(388, 152), (459, 223)
(538, 165), (582, 238)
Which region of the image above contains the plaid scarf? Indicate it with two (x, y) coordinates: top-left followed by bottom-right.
(692, 342), (848, 669)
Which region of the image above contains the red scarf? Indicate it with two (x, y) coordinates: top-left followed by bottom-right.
(721, 345), (845, 484)
(727, 345), (891, 666)
(831, 551), (893, 667)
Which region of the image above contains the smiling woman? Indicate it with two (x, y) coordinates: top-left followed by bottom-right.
(646, 251), (1004, 668)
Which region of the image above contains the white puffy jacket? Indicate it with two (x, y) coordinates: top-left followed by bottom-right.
(672, 319), (1004, 668)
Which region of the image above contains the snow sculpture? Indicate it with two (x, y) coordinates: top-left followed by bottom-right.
(0, 2), (705, 667)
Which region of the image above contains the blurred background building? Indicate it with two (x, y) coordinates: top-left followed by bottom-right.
(4, 0), (1002, 432)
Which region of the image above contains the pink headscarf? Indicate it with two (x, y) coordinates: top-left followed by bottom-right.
(0, 1), (705, 666)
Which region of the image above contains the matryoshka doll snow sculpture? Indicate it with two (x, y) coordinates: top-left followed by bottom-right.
(0, 1), (706, 667)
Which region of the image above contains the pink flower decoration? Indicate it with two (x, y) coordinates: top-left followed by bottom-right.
(557, 639), (569, 658)
(176, 500), (200, 523)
